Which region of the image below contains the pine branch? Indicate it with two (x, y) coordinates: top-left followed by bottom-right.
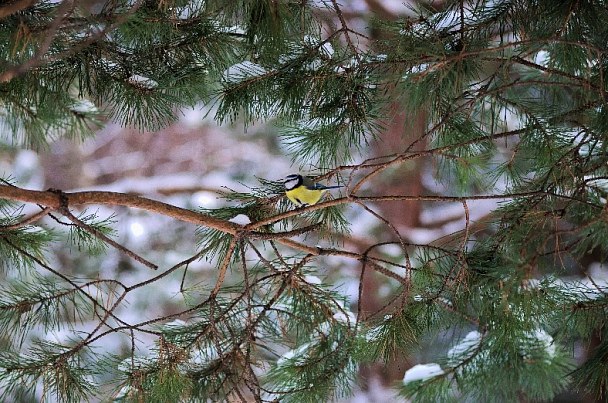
(0, 0), (73, 83)
(0, 207), (51, 230)
(0, 0), (146, 84)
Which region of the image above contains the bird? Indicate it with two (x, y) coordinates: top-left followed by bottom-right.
(282, 174), (342, 208)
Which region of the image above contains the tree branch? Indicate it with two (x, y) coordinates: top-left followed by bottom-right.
(0, 185), (241, 233)
(0, 185), (322, 255)
(0, 0), (39, 19)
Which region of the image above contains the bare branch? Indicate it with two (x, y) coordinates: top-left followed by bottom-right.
(0, 185), (243, 233)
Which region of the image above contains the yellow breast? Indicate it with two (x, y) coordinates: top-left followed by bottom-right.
(285, 187), (327, 207)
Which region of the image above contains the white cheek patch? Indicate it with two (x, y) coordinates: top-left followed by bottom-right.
(284, 179), (299, 190)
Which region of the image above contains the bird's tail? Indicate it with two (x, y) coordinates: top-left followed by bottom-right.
(323, 185), (343, 189)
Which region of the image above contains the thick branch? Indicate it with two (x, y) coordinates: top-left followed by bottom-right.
(0, 0), (39, 19)
(0, 186), (320, 254)
(0, 186), (241, 234)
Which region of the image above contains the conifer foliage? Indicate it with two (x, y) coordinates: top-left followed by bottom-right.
(1, 0), (608, 401)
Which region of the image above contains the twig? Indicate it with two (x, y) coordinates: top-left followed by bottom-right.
(211, 235), (238, 296)
(355, 201), (412, 271)
(54, 192), (158, 270)
(0, 207), (51, 230)
(246, 223), (322, 240)
(330, 0), (361, 64)
(179, 250), (207, 293)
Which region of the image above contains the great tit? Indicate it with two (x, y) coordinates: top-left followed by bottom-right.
(282, 174), (342, 207)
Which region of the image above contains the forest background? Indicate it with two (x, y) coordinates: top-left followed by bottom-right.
(1, 0), (608, 402)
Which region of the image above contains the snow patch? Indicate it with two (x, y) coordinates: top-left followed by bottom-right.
(224, 61), (267, 83)
(447, 330), (482, 364)
(304, 275), (322, 284)
(229, 214), (251, 225)
(70, 99), (98, 114)
(403, 363), (444, 384)
(128, 74), (158, 89)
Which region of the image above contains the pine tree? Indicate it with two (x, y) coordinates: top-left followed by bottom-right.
(1, 0), (608, 401)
